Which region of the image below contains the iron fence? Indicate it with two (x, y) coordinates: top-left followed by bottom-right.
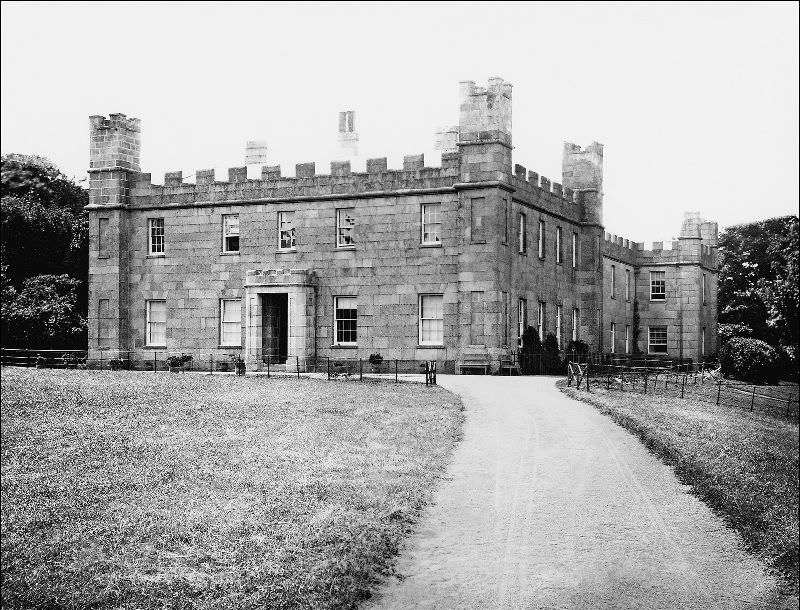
(567, 360), (799, 420)
(0, 349), (437, 385)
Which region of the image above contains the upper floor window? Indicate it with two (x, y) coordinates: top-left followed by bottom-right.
(148, 218), (164, 255)
(610, 265), (616, 299)
(220, 299), (241, 346)
(222, 214), (239, 253)
(572, 232), (578, 268)
(648, 326), (668, 354)
(146, 300), (166, 346)
(625, 269), (631, 301)
(702, 273), (707, 305)
(419, 294), (444, 345)
(336, 208), (355, 247)
(650, 271), (666, 301)
(556, 226), (563, 264)
(278, 211), (295, 250)
(471, 197), (488, 243)
(334, 296), (357, 345)
(538, 220), (546, 258)
(421, 203), (442, 245)
(98, 218), (110, 258)
(518, 213), (527, 254)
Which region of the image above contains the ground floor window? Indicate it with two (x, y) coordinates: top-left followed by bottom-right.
(625, 324), (630, 354)
(334, 296), (357, 345)
(538, 302), (545, 341)
(610, 322), (616, 353)
(648, 326), (668, 354)
(556, 305), (562, 349)
(220, 299), (241, 346)
(420, 294), (444, 345)
(146, 300), (166, 346)
(572, 308), (579, 341)
(518, 298), (527, 348)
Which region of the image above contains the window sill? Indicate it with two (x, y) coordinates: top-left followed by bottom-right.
(334, 246), (356, 251)
(471, 240), (487, 245)
(98, 255), (110, 260)
(143, 345), (166, 349)
(276, 248), (297, 254)
(146, 254), (166, 259)
(420, 242), (442, 248)
(218, 345), (242, 349)
(330, 344), (357, 349)
(418, 344), (445, 349)
(650, 298), (666, 303)
(220, 251), (240, 256)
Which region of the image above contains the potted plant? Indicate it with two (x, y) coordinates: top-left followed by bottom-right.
(229, 354), (246, 376)
(167, 353), (193, 373)
(368, 352), (384, 373)
(109, 357), (124, 371)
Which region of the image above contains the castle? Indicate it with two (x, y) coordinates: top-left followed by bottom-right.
(86, 77), (718, 372)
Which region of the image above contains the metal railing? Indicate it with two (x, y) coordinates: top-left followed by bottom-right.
(566, 360), (799, 420)
(0, 349), (437, 385)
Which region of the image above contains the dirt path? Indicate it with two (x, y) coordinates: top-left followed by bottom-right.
(366, 376), (781, 610)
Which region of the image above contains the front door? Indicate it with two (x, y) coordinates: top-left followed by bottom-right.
(262, 294), (288, 364)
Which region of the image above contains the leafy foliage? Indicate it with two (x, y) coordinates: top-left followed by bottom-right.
(719, 337), (781, 384)
(718, 322), (753, 345)
(718, 216), (799, 349)
(1, 155), (88, 348)
(632, 299), (642, 355)
(521, 325), (542, 353)
(566, 339), (589, 354)
(542, 332), (560, 355)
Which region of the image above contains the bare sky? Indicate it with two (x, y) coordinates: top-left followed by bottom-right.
(1, 1), (797, 241)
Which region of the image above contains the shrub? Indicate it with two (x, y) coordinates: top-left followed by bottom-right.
(718, 323), (753, 345)
(167, 354), (193, 368)
(368, 353), (384, 365)
(543, 332), (560, 355)
(521, 326), (542, 354)
(719, 337), (781, 384)
(566, 339), (589, 355)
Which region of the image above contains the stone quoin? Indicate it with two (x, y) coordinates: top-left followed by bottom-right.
(86, 77), (718, 372)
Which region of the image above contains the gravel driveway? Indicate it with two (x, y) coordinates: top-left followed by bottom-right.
(366, 375), (781, 610)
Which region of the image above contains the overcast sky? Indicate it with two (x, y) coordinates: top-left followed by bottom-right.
(1, 1), (797, 241)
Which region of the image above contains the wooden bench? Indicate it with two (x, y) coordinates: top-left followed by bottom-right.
(499, 357), (519, 376)
(458, 354), (492, 375)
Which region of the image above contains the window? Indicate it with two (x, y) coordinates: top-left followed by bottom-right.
(650, 271), (666, 301)
(648, 326), (668, 354)
(702, 274), (707, 305)
(148, 218), (164, 255)
(538, 220), (545, 258)
(572, 307), (579, 341)
(278, 211), (295, 250)
(625, 324), (630, 354)
(220, 299), (241, 346)
(339, 110), (355, 133)
(419, 295), (444, 345)
(610, 322), (616, 353)
(334, 296), (358, 345)
(336, 208), (355, 247)
(503, 198), (509, 244)
(223, 214), (239, 253)
(98, 218), (109, 258)
(572, 232), (578, 268)
(556, 226), (563, 264)
(538, 302), (545, 341)
(518, 213), (527, 254)
(502, 292), (509, 346)
(625, 269), (631, 301)
(98, 299), (111, 347)
(421, 203), (442, 244)
(471, 197), (488, 242)
(146, 300), (166, 346)
(517, 298), (527, 348)
(611, 265), (616, 299)
(556, 305), (562, 349)
(702, 326), (706, 355)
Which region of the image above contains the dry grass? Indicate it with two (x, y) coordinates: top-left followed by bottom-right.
(559, 380), (799, 599)
(1, 368), (463, 609)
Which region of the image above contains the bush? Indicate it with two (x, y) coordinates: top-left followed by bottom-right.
(167, 354), (193, 368)
(521, 326), (542, 354)
(566, 339), (589, 355)
(543, 332), (560, 355)
(719, 337), (781, 384)
(718, 323), (753, 345)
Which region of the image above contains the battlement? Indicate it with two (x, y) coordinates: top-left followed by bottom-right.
(458, 77), (512, 148)
(124, 152), (462, 207)
(89, 113), (141, 172)
(507, 162), (584, 223)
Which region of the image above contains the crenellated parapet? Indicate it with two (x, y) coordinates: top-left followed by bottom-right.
(509, 162), (582, 222)
(123, 152), (462, 207)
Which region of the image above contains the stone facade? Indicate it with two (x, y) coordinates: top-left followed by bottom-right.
(86, 77), (718, 371)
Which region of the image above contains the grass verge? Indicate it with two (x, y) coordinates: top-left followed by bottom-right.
(1, 368), (463, 609)
(559, 380), (799, 599)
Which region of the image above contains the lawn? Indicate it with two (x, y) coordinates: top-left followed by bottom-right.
(559, 380), (799, 599)
(1, 368), (463, 609)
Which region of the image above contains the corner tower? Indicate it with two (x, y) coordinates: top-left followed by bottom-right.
(458, 77), (512, 182)
(562, 142), (603, 226)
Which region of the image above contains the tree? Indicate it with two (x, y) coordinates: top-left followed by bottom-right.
(2, 275), (86, 349)
(1, 155), (89, 348)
